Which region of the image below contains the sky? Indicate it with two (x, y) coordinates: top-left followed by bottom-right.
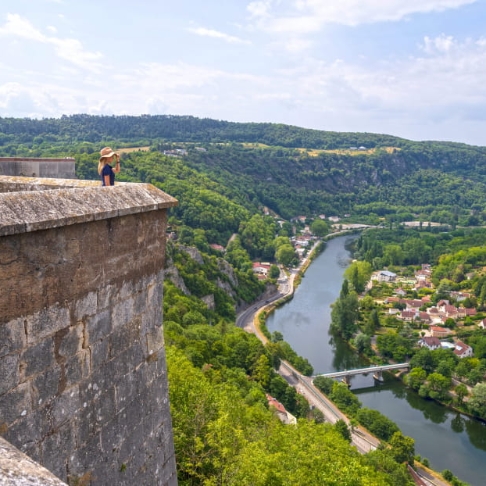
(1, 0), (486, 146)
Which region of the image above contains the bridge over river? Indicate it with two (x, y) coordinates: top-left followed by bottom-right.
(314, 363), (410, 384)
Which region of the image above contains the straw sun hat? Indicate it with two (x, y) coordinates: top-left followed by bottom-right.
(99, 147), (118, 163)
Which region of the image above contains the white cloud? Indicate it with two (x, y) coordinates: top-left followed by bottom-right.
(247, 0), (276, 18)
(0, 14), (103, 71)
(188, 27), (250, 45)
(422, 34), (456, 54)
(248, 0), (477, 32)
(0, 13), (46, 42)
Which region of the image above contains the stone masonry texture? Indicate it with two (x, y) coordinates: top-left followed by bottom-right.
(0, 158), (76, 179)
(0, 177), (178, 485)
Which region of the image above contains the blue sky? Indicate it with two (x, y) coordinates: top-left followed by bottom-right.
(1, 0), (486, 145)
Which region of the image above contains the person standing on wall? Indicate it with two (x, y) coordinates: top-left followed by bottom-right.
(98, 147), (120, 186)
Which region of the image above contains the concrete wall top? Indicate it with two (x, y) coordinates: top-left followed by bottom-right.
(0, 176), (178, 237)
(0, 436), (67, 486)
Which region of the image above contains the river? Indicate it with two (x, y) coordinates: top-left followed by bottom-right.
(266, 235), (486, 486)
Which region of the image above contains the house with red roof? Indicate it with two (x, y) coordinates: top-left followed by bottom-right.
(430, 326), (451, 338)
(453, 340), (473, 359)
(266, 395), (297, 425)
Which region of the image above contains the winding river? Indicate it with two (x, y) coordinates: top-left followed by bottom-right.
(266, 235), (486, 486)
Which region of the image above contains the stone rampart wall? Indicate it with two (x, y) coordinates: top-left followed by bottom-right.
(0, 178), (178, 485)
(0, 158), (76, 179)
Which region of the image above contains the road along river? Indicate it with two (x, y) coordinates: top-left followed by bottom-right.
(266, 235), (486, 486)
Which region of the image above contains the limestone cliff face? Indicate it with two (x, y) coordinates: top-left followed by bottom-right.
(164, 263), (191, 295)
(164, 244), (240, 305)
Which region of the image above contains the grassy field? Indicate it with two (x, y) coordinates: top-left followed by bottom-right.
(240, 143), (400, 156)
(117, 146), (151, 154)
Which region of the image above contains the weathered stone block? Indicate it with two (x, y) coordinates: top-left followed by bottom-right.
(100, 413), (128, 454)
(32, 365), (62, 406)
(57, 324), (84, 359)
(26, 305), (70, 344)
(89, 339), (110, 371)
(41, 421), (75, 479)
(112, 296), (136, 330)
(146, 328), (164, 357)
(0, 318), (25, 357)
(74, 291), (98, 321)
(0, 354), (19, 396)
(109, 320), (141, 359)
(65, 350), (90, 388)
(86, 310), (112, 345)
(4, 407), (50, 451)
(0, 383), (31, 425)
(50, 386), (80, 430)
(21, 337), (55, 379)
(97, 284), (117, 312)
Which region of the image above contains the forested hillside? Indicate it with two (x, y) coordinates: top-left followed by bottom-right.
(2, 114), (486, 223)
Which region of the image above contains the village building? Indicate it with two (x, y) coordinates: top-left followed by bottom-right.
(404, 299), (423, 309)
(430, 326), (451, 338)
(399, 310), (417, 322)
(418, 312), (432, 324)
(453, 340), (474, 359)
(252, 262), (271, 277)
(266, 395), (297, 425)
(377, 270), (397, 283)
(419, 336), (441, 350)
(394, 288), (407, 297)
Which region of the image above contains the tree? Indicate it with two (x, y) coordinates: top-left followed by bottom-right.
(275, 244), (296, 266)
(454, 384), (468, 405)
(269, 264), (280, 279)
(313, 376), (335, 395)
(365, 309), (380, 335)
(334, 419), (351, 442)
(405, 367), (427, 391)
(426, 372), (451, 401)
(354, 333), (372, 354)
(344, 261), (373, 293)
(410, 348), (435, 373)
(331, 290), (359, 340)
(389, 431), (415, 464)
(468, 382), (486, 418)
(310, 218), (329, 237)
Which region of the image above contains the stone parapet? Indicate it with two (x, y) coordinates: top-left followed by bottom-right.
(0, 157), (76, 179)
(0, 436), (67, 485)
(0, 177), (177, 236)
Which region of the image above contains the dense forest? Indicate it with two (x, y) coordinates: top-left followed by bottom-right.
(2, 114), (486, 223)
(4, 114), (486, 484)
